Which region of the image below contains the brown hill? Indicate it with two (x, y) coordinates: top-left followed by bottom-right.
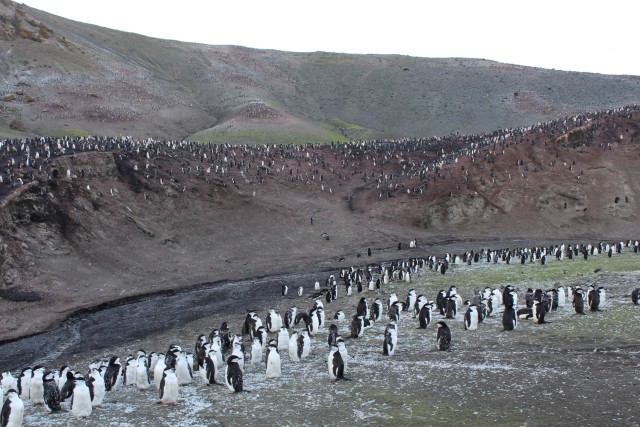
(1, 1), (640, 142)
(0, 106), (638, 341)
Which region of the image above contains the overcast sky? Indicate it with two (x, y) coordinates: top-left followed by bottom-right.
(23, 0), (640, 76)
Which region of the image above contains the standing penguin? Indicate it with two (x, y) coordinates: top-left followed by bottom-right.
(418, 302), (434, 329)
(29, 366), (45, 405)
(436, 321), (451, 351)
(336, 337), (349, 372)
(266, 309), (283, 333)
(17, 368), (31, 401)
(632, 288), (640, 305)
(327, 324), (340, 348)
(288, 331), (300, 362)
(327, 345), (347, 381)
(285, 306), (297, 329)
(225, 355), (244, 393)
(251, 337), (263, 365)
(350, 315), (364, 338)
(405, 289), (417, 313)
(588, 286), (601, 312)
(1, 372), (16, 396)
(573, 289), (586, 315)
(1, 389), (24, 427)
(265, 340), (281, 379)
(389, 301), (402, 321)
(535, 301), (548, 324)
(42, 371), (62, 412)
(502, 307), (518, 331)
(194, 334), (208, 372)
(298, 330), (311, 359)
(464, 305), (479, 331)
(123, 355), (137, 387)
(367, 298), (381, 322)
(153, 354), (167, 390)
(174, 352), (193, 386)
(277, 326), (290, 352)
(69, 376), (93, 418)
(159, 368), (179, 405)
(356, 297), (369, 319)
(203, 345), (219, 385)
(104, 356), (123, 391)
(383, 321), (398, 356)
(88, 368), (105, 407)
(136, 354), (151, 390)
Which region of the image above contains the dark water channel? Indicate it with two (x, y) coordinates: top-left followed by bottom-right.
(0, 269), (331, 371)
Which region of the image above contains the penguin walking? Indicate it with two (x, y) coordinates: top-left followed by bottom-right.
(43, 371), (62, 412)
(327, 345), (347, 381)
(265, 340), (281, 379)
(225, 355), (244, 393)
(502, 307), (518, 331)
(1, 389), (24, 427)
(383, 321), (398, 356)
(69, 376), (93, 418)
(436, 321), (451, 351)
(159, 368), (179, 405)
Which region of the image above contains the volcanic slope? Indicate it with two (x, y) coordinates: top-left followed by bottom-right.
(0, 106), (639, 342)
(2, 1), (640, 141)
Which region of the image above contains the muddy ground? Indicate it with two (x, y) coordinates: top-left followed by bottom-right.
(4, 252), (640, 426)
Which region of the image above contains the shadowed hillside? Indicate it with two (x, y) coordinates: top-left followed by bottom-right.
(0, 1), (639, 142)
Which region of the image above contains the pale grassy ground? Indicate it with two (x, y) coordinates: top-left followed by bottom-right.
(20, 251), (640, 426)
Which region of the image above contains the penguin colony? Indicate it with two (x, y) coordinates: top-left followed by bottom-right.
(0, 105), (637, 217)
(2, 238), (638, 425)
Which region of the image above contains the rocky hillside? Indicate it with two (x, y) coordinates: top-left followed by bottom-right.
(1, 1), (639, 142)
(0, 106), (638, 341)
